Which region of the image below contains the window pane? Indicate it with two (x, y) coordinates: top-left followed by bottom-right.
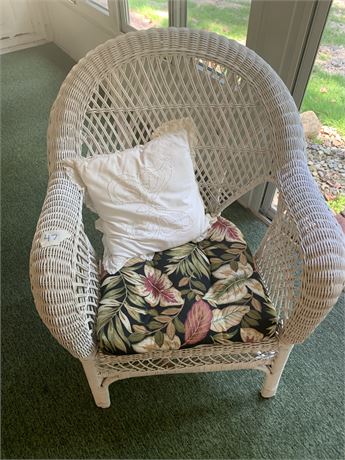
(188, 0), (251, 44)
(262, 1), (345, 219)
(88, 0), (109, 13)
(127, 0), (168, 29)
(300, 0), (345, 213)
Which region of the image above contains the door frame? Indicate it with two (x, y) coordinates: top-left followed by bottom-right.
(239, 0), (332, 218)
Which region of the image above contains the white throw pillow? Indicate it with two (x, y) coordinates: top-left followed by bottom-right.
(63, 126), (212, 273)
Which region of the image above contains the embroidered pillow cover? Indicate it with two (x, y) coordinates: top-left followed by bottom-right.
(96, 216), (278, 355)
(63, 125), (212, 273)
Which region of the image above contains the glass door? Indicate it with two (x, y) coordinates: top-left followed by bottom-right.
(188, 0), (251, 44)
(298, 0), (344, 218)
(255, 1), (336, 221)
(120, 0), (252, 41)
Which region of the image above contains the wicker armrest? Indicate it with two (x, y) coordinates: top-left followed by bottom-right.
(256, 159), (345, 345)
(30, 171), (99, 359)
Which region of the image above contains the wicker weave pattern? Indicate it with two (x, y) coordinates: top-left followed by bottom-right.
(30, 29), (345, 369)
(97, 339), (279, 379)
(30, 172), (99, 358)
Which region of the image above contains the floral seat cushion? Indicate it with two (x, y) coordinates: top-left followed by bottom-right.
(96, 217), (278, 355)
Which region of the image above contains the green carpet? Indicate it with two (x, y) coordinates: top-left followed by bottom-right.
(1, 43), (344, 460)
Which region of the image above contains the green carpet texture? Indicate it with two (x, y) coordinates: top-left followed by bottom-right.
(1, 43), (344, 460)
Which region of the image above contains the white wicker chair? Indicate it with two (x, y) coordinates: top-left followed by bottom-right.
(30, 28), (345, 408)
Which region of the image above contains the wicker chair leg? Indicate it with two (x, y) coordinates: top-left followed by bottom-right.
(261, 344), (294, 398)
(81, 358), (111, 408)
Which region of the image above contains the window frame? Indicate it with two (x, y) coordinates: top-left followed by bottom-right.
(118, 0), (186, 33)
(61, 0), (119, 35)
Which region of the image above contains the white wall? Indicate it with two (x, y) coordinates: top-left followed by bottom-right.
(44, 0), (122, 62)
(0, 0), (47, 53)
(1, 0), (34, 38)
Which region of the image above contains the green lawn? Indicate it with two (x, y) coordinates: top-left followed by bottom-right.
(302, 1), (345, 212)
(321, 1), (345, 47)
(301, 70), (345, 136)
(128, 0), (169, 28)
(128, 0), (249, 42)
(187, 1), (250, 43)
(301, 1), (345, 137)
(330, 194), (345, 214)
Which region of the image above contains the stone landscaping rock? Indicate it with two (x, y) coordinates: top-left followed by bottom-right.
(306, 125), (345, 208)
(301, 111), (322, 138)
(316, 44), (345, 77)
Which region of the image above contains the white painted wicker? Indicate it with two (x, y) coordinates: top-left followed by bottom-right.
(30, 29), (345, 408)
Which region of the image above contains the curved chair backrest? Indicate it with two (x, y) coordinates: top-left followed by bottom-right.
(48, 28), (302, 215)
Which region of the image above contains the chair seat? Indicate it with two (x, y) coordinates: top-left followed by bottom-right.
(96, 217), (278, 355)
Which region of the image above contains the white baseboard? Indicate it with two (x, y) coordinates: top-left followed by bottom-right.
(0, 34), (48, 55)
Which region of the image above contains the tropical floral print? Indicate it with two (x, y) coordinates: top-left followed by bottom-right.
(96, 216), (278, 355)
(207, 216), (246, 243)
(135, 265), (183, 307)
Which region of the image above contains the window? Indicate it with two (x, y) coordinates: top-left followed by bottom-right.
(63, 0), (117, 37)
(119, 1), (250, 44)
(125, 0), (169, 30)
(188, 0), (251, 44)
(119, 0), (170, 32)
